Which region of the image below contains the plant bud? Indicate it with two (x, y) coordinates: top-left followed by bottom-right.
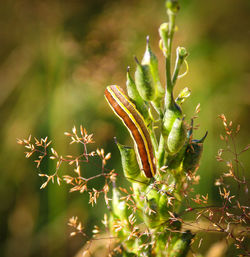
(175, 87), (191, 105)
(126, 67), (150, 122)
(142, 37), (164, 109)
(167, 118), (187, 155)
(142, 37), (164, 96)
(172, 47), (189, 86)
(134, 57), (156, 101)
(159, 23), (169, 53)
(165, 0), (180, 14)
(177, 46), (188, 59)
(116, 140), (149, 183)
(141, 37), (158, 71)
(182, 132), (208, 173)
(126, 66), (143, 102)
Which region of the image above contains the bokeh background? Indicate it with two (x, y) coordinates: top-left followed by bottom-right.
(0, 0), (249, 256)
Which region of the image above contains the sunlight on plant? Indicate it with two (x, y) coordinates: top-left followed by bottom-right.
(17, 126), (116, 205)
(18, 0), (249, 256)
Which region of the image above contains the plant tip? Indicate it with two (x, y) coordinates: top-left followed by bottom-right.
(134, 56), (140, 64)
(201, 131), (208, 142)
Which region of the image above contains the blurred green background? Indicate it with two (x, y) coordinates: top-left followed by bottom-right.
(0, 0), (249, 256)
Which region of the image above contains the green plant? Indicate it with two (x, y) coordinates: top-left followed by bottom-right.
(103, 0), (204, 255)
(18, 0), (249, 256)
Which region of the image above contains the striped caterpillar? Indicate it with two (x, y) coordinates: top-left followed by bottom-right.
(104, 85), (156, 178)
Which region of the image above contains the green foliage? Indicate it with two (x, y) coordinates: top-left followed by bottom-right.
(104, 1), (249, 256)
(105, 1), (202, 256)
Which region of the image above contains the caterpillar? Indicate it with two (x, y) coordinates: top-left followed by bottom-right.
(104, 85), (156, 178)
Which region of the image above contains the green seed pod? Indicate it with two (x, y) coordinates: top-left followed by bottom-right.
(142, 37), (164, 102)
(158, 185), (171, 219)
(159, 23), (169, 53)
(163, 108), (181, 137)
(167, 118), (187, 155)
(166, 119), (192, 169)
(143, 201), (160, 228)
(134, 57), (156, 101)
(146, 184), (160, 205)
(126, 67), (150, 123)
(155, 229), (170, 255)
(155, 215), (182, 255)
(116, 140), (149, 183)
(124, 235), (151, 256)
(158, 194), (168, 217)
(165, 141), (187, 170)
(182, 132), (208, 173)
(143, 184), (161, 228)
(164, 219), (182, 254)
(168, 230), (194, 257)
(112, 186), (129, 220)
(132, 182), (147, 210)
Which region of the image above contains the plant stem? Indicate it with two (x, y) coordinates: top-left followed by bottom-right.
(164, 10), (176, 110)
(159, 9), (177, 168)
(172, 55), (181, 87)
(165, 57), (173, 109)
